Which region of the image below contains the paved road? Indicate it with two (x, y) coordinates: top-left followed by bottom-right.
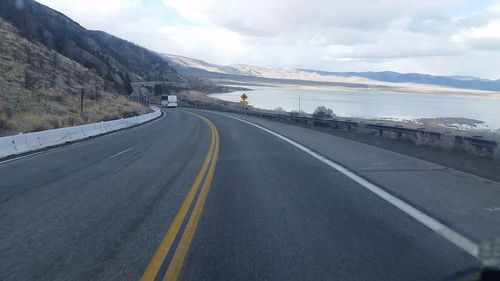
(1, 108), (498, 281)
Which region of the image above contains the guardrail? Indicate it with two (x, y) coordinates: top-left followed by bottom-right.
(128, 95), (150, 107)
(183, 104), (498, 154)
(0, 107), (161, 159)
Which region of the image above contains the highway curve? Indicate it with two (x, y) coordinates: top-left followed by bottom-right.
(2, 108), (499, 281)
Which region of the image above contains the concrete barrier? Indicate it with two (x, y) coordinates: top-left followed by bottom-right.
(0, 107), (161, 159)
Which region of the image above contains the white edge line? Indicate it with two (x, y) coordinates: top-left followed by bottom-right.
(106, 147), (134, 160)
(0, 110), (164, 165)
(210, 110), (479, 258)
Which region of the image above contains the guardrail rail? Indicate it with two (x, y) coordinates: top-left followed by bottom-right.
(182, 104), (498, 154)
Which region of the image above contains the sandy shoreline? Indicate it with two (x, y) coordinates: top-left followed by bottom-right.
(217, 80), (500, 99)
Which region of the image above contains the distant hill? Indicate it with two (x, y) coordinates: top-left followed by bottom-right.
(163, 54), (500, 92)
(0, 0), (200, 95)
(298, 69), (500, 92)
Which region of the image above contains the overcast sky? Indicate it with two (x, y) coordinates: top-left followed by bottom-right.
(37, 0), (500, 79)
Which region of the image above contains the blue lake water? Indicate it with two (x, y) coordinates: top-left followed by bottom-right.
(210, 87), (500, 129)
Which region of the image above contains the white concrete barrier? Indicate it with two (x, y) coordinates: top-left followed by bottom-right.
(0, 107), (161, 159)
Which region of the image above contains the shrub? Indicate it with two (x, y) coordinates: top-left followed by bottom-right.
(312, 106), (335, 119)
(273, 107), (287, 114)
(289, 110), (307, 117)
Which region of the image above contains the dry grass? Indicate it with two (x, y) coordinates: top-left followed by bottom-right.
(83, 95), (148, 122)
(4, 111), (64, 133)
(0, 18), (148, 136)
(0, 94), (148, 135)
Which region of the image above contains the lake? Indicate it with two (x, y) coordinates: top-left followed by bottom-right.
(209, 87), (500, 129)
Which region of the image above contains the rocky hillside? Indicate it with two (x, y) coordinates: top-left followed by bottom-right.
(0, 18), (147, 136)
(0, 0), (194, 95)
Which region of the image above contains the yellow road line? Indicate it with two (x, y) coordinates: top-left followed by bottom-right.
(163, 121), (219, 281)
(140, 112), (216, 281)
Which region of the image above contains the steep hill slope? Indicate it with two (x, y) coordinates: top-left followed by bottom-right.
(0, 0), (191, 95)
(0, 18), (147, 136)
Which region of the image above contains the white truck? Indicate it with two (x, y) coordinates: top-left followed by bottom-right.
(161, 95), (177, 108)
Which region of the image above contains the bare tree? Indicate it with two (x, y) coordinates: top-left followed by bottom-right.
(273, 107), (287, 114)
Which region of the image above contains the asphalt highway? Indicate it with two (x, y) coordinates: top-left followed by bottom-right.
(1, 108), (498, 281)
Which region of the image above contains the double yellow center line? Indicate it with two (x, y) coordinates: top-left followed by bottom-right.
(140, 111), (219, 281)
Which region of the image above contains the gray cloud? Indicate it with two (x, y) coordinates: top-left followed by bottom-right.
(36, 0), (500, 78)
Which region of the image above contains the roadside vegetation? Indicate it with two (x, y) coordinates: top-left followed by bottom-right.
(312, 106), (336, 119)
(0, 19), (148, 136)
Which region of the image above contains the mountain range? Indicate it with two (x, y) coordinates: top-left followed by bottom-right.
(163, 54), (500, 92)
